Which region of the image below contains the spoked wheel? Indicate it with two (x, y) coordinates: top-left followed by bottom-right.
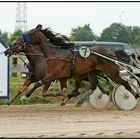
(112, 82), (139, 111)
(89, 87), (111, 110)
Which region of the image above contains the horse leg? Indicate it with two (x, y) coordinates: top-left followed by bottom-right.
(43, 78), (68, 106)
(59, 79), (68, 106)
(97, 77), (110, 95)
(24, 75), (56, 99)
(67, 78), (82, 99)
(105, 70), (140, 99)
(68, 74), (88, 99)
(7, 77), (32, 105)
(76, 71), (97, 107)
(41, 82), (52, 97)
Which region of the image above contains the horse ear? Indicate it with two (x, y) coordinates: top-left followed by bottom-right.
(36, 24), (42, 30)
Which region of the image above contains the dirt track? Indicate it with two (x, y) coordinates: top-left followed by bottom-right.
(0, 102), (140, 138)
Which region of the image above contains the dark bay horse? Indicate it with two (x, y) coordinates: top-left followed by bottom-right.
(5, 31), (140, 106)
(9, 25), (132, 101)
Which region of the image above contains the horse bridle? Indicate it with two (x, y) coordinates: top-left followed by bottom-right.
(22, 28), (40, 45)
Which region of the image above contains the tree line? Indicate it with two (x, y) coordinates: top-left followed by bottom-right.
(1, 22), (140, 48)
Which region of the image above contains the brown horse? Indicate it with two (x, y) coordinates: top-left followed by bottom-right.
(5, 30), (140, 106)
(9, 25), (133, 102)
(6, 28), (71, 105)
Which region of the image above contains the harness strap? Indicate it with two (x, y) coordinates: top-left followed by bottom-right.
(70, 53), (76, 77)
(19, 52), (44, 56)
(70, 47), (78, 77)
(45, 57), (72, 62)
(45, 55), (77, 77)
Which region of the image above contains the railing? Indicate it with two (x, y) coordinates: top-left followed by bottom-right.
(10, 64), (28, 73)
(10, 55), (28, 73)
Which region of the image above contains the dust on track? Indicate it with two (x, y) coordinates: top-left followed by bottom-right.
(0, 103), (140, 138)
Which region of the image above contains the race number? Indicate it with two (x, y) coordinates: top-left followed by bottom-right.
(79, 46), (91, 58)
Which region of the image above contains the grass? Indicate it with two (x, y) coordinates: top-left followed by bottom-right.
(8, 73), (64, 105)
(1, 70), (114, 105)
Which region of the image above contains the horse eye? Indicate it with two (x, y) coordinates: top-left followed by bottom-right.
(24, 42), (27, 46)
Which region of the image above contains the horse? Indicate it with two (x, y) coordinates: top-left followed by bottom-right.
(8, 25), (75, 104)
(5, 27), (140, 106)
(9, 25), (133, 101)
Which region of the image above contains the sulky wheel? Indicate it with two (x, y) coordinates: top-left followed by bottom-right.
(89, 87), (111, 111)
(112, 87), (119, 109)
(112, 82), (139, 111)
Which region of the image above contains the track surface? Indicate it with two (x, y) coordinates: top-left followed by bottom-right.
(0, 103), (140, 138)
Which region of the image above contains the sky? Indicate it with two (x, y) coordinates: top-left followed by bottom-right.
(0, 2), (140, 37)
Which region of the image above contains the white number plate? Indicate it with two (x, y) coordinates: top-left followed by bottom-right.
(79, 46), (90, 58)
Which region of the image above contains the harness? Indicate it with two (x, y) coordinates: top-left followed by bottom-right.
(70, 46), (79, 76)
(43, 46), (78, 77)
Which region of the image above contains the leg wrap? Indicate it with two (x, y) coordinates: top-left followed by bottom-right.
(26, 81), (42, 98)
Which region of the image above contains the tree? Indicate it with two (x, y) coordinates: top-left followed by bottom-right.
(7, 28), (23, 45)
(100, 23), (129, 43)
(126, 26), (140, 45)
(100, 23), (140, 46)
(70, 24), (97, 41)
(0, 31), (8, 44)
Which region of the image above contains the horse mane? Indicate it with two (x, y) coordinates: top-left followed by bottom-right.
(41, 28), (74, 47)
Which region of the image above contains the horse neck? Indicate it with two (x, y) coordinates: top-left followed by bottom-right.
(38, 31), (64, 57)
(36, 41), (57, 57)
(39, 42), (70, 58)
(33, 34), (72, 58)
(24, 46), (46, 68)
(30, 37), (48, 57)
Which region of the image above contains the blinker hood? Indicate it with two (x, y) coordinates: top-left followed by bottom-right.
(22, 33), (30, 44)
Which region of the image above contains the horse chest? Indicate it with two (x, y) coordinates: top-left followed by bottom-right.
(32, 61), (47, 78)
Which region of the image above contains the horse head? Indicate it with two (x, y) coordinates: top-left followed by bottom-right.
(9, 24), (47, 50)
(4, 40), (27, 56)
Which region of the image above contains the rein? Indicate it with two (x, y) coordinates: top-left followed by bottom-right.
(45, 57), (72, 62)
(18, 56), (30, 69)
(18, 52), (72, 62)
(18, 52), (44, 56)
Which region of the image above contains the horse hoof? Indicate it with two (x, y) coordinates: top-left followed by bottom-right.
(60, 102), (66, 106)
(6, 100), (11, 105)
(42, 92), (48, 97)
(20, 95), (28, 101)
